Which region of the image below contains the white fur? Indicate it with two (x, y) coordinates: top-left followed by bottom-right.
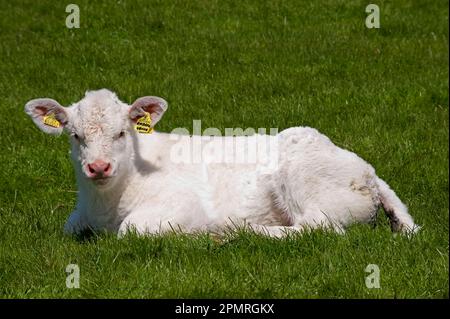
(25, 89), (420, 238)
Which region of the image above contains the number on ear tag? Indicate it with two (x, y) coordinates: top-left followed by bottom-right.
(43, 113), (61, 128)
(135, 112), (153, 134)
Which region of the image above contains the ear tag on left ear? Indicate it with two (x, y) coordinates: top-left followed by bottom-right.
(43, 113), (61, 128)
(135, 112), (153, 134)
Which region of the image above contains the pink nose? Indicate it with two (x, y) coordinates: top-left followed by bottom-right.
(86, 160), (111, 178)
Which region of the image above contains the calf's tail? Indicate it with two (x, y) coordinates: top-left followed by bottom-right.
(376, 177), (420, 234)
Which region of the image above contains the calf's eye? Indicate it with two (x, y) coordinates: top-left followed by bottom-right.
(118, 131), (125, 138)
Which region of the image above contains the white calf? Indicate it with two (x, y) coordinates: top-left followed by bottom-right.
(25, 89), (419, 237)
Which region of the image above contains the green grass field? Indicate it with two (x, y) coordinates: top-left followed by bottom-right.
(0, 0), (448, 298)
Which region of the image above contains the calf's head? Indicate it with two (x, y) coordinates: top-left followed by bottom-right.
(25, 89), (167, 188)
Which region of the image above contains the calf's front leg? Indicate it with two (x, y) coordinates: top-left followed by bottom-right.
(64, 210), (89, 235)
(118, 201), (210, 238)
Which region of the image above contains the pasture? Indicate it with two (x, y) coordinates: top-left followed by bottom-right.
(0, 0), (448, 298)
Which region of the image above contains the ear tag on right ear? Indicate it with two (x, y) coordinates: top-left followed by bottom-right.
(43, 113), (61, 128)
(135, 112), (153, 134)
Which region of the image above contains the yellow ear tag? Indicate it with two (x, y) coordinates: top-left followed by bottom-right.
(135, 112), (153, 134)
(43, 113), (61, 128)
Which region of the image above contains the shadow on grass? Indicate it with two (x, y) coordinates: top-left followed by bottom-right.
(72, 228), (105, 243)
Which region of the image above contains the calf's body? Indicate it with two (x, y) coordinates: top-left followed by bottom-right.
(25, 89), (419, 237)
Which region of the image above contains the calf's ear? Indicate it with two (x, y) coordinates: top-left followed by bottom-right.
(25, 98), (68, 135)
(129, 96), (168, 127)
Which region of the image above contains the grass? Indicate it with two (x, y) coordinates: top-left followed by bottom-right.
(0, 0), (448, 298)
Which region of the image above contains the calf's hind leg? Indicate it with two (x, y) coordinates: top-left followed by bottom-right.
(246, 214), (345, 238)
(246, 224), (304, 238)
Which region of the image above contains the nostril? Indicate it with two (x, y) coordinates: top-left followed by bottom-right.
(87, 164), (96, 175)
(104, 163), (111, 174)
